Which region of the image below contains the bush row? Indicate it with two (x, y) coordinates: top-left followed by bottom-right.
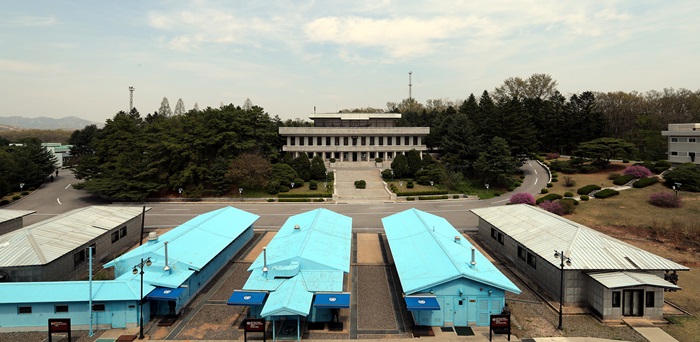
(594, 189), (620, 198)
(396, 190), (448, 196)
(278, 198), (326, 202)
(632, 177), (658, 188)
(536, 193), (563, 204)
(418, 195), (449, 200)
(577, 184), (601, 195)
(278, 193), (332, 198)
(613, 174), (636, 185)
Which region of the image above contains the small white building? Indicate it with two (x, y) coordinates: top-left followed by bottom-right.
(471, 204), (689, 322)
(661, 123), (700, 164)
(279, 113), (430, 162)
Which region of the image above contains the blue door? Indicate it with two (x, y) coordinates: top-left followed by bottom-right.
(443, 297), (453, 325)
(453, 298), (468, 326)
(467, 297), (477, 325)
(477, 299), (489, 326)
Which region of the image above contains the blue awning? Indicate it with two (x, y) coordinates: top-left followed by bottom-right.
(405, 296), (440, 311)
(313, 293), (350, 309)
(227, 290), (268, 306)
(146, 287), (185, 301)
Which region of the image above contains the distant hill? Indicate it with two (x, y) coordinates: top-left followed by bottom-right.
(0, 116), (101, 130)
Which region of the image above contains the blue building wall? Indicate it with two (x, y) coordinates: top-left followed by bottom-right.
(410, 278), (505, 327)
(0, 299), (145, 331)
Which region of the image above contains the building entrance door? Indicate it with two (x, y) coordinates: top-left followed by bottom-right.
(623, 290), (643, 316)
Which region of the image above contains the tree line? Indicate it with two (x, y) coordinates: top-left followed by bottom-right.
(0, 137), (57, 197)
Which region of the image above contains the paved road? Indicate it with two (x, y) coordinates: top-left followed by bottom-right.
(4, 161), (549, 230)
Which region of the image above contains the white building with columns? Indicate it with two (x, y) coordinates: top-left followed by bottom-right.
(278, 113), (430, 162)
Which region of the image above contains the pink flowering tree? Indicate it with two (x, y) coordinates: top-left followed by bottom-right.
(510, 192), (536, 205)
(539, 200), (566, 215)
(624, 165), (652, 178)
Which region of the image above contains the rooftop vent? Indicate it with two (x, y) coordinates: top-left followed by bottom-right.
(454, 236), (461, 244)
(470, 247), (476, 267)
(147, 231), (158, 242)
(294, 224), (300, 230)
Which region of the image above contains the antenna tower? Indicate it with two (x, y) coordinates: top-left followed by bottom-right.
(129, 86), (135, 112)
(408, 72), (413, 100)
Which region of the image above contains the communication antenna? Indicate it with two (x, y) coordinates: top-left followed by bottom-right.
(129, 86), (135, 112)
(408, 72), (413, 100)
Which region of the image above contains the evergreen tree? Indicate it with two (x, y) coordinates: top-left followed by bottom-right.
(292, 153), (311, 181)
(390, 154), (410, 178)
(473, 137), (519, 185)
(309, 155), (327, 180)
(405, 149), (423, 178)
(174, 98), (186, 116)
(158, 97), (173, 117)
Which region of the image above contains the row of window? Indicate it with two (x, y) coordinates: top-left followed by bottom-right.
(290, 136), (420, 147)
(18, 303), (106, 314)
(491, 228), (538, 270)
(670, 137), (698, 143)
(611, 291), (654, 308)
(111, 226), (128, 243)
(313, 119), (396, 128)
(73, 244), (95, 267)
(670, 151), (697, 157)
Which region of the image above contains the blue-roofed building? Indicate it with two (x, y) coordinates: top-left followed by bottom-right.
(382, 208), (521, 327)
(229, 208), (351, 341)
(0, 206), (258, 332)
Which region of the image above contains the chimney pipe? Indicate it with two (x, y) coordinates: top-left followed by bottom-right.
(454, 236), (461, 244)
(163, 241), (170, 271)
(470, 247), (476, 267)
(262, 247), (269, 273)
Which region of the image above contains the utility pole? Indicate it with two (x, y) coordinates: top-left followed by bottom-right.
(129, 86), (135, 112)
(408, 72), (413, 100)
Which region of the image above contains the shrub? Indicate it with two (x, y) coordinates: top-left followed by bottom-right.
(652, 160), (671, 174)
(407, 197), (415, 201)
(407, 180), (414, 189)
(624, 165), (652, 179)
(510, 193), (536, 205)
(649, 192), (682, 208)
(381, 169), (393, 180)
(313, 198), (326, 202)
(563, 176), (576, 187)
(493, 192), (501, 196)
(551, 177), (558, 182)
(622, 159), (629, 163)
(613, 174), (636, 185)
(279, 198), (311, 202)
(608, 173), (621, 180)
(267, 198), (275, 202)
(633, 177), (658, 188)
(539, 201), (565, 215)
(564, 191), (574, 197)
(309, 180), (318, 190)
(28, 187), (36, 191)
(507, 185), (516, 191)
(577, 184), (601, 195)
(12, 196), (21, 201)
(520, 175), (525, 179)
(540, 188), (549, 194)
(418, 195), (449, 200)
(451, 195), (459, 199)
(663, 163), (700, 192)
(581, 165), (599, 174)
(559, 198), (578, 214)
(0, 199), (9, 205)
(549, 159), (578, 173)
(278, 192), (332, 198)
(547, 183), (553, 188)
(546, 153), (560, 160)
(279, 185), (290, 193)
(21, 191), (29, 196)
(329, 158), (336, 163)
(354, 180), (366, 189)
(580, 195), (589, 201)
(594, 189), (620, 199)
(395, 190), (448, 196)
(536, 193), (563, 204)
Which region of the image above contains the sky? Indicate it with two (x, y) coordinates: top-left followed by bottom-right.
(1, 1), (698, 124)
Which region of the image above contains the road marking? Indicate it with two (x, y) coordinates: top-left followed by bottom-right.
(534, 169), (538, 175)
(57, 198), (62, 205)
(534, 178), (538, 185)
(439, 205), (463, 208)
(491, 199), (509, 204)
(65, 184), (72, 189)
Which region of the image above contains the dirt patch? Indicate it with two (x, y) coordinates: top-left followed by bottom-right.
(356, 233), (384, 264)
(243, 232), (275, 262)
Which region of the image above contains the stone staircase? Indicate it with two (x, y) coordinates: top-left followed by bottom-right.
(332, 167), (392, 203)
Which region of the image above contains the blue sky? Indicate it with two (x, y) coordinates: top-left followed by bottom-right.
(1, 1), (698, 123)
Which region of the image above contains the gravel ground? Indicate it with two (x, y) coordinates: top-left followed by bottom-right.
(175, 303), (244, 340)
(0, 330), (104, 342)
(356, 266), (397, 331)
(210, 262), (252, 301)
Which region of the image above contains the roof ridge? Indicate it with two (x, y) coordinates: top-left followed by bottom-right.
(412, 208), (463, 275)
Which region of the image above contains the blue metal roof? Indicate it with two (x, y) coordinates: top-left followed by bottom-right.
(382, 208), (521, 295)
(0, 280), (146, 304)
(227, 290), (268, 306)
(105, 206), (259, 289)
(260, 277), (313, 317)
(244, 208), (351, 317)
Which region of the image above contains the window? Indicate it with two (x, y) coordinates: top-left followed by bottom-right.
(55, 305), (69, 313)
(612, 291), (621, 307)
(326, 137), (331, 145)
(74, 249), (86, 267)
(645, 291), (655, 308)
(671, 138), (679, 143)
(379, 137), (384, 146)
(370, 137), (375, 145)
(299, 137), (304, 146)
(317, 137), (322, 145)
(92, 304), (106, 311)
(526, 253), (537, 269)
(497, 232), (504, 245)
(111, 231), (119, 243)
(517, 246), (527, 261)
(413, 136), (418, 145)
(119, 227), (127, 238)
(18, 306), (32, 314)
(387, 137), (393, 145)
(335, 137), (340, 146)
(491, 228), (497, 240)
(671, 151), (678, 156)
(308, 137), (313, 146)
(690, 138), (697, 143)
(361, 137), (366, 145)
(405, 136), (410, 145)
(343, 137), (348, 145)
(290, 137), (295, 146)
(396, 136), (401, 145)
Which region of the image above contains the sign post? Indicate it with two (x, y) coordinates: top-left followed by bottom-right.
(243, 318), (266, 342)
(48, 318), (71, 342)
(489, 314), (511, 341)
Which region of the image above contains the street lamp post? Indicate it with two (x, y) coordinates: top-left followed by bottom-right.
(674, 183), (682, 197)
(430, 180), (434, 187)
(553, 250), (571, 330)
(239, 188), (243, 201)
(485, 183), (489, 190)
(19, 183), (24, 192)
(132, 257), (152, 339)
(390, 170), (394, 182)
(178, 188), (183, 197)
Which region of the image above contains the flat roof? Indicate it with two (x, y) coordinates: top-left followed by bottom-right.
(588, 271), (680, 290)
(382, 208), (521, 295)
(0, 209), (35, 223)
(309, 113), (401, 120)
(471, 204), (690, 271)
(0, 206), (147, 267)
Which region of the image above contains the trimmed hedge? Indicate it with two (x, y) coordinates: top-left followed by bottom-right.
(633, 177), (658, 188)
(0, 200), (9, 205)
(594, 189), (620, 199)
(278, 193), (332, 198)
(354, 180), (366, 189)
(452, 195), (460, 199)
(267, 198), (276, 202)
(577, 184), (601, 195)
(546, 183), (553, 188)
(418, 195), (449, 200)
(564, 191), (574, 197)
(278, 198), (312, 202)
(613, 174), (636, 185)
(540, 188), (549, 194)
(536, 193), (563, 204)
(580, 195), (589, 201)
(12, 196), (21, 201)
(407, 197), (415, 201)
(396, 190), (448, 196)
(21, 191), (29, 196)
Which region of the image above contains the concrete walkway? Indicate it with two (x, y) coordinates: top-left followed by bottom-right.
(333, 166), (391, 203)
(623, 318), (679, 342)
